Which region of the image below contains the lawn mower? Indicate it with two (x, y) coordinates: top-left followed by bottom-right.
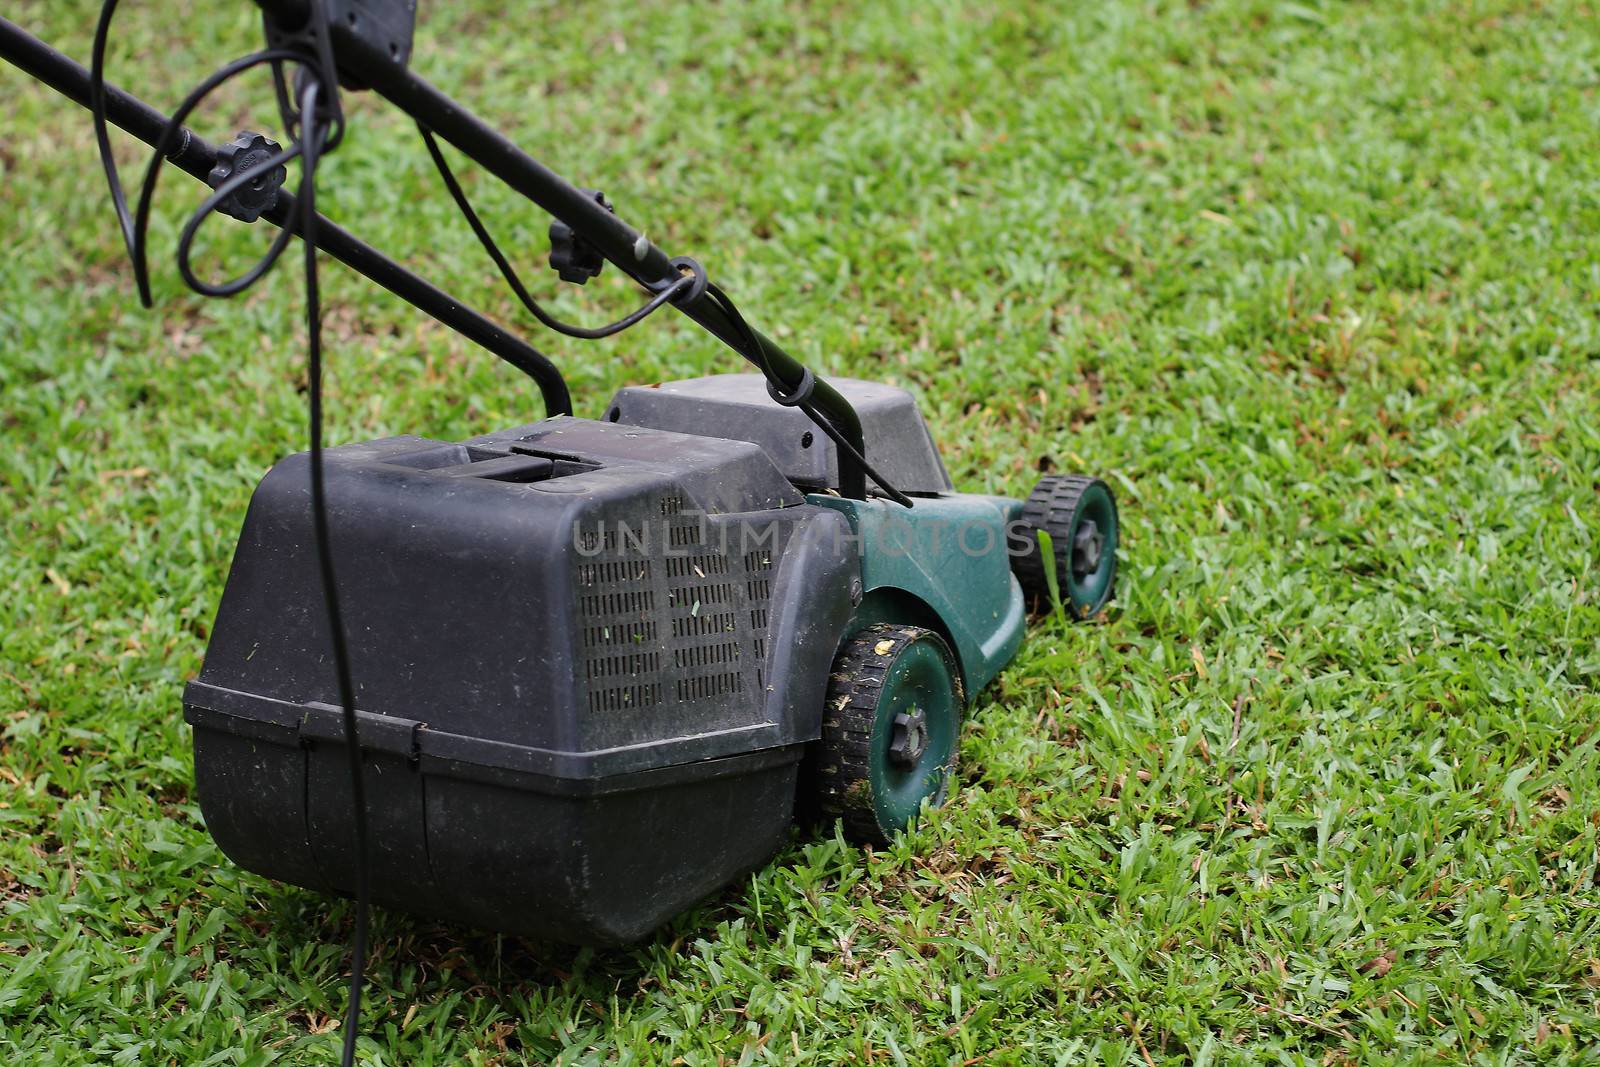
(2, 0), (1117, 1050)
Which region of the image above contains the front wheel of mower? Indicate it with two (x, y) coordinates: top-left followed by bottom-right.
(1012, 474), (1119, 619)
(816, 625), (965, 846)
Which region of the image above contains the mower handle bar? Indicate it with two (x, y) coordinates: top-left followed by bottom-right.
(0, 14), (574, 418)
(255, 0), (872, 500)
(0, 5), (872, 500)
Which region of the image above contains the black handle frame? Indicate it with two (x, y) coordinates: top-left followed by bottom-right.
(0, 5), (872, 499)
(0, 14), (574, 418)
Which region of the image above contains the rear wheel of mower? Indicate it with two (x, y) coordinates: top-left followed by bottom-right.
(1012, 474), (1119, 619)
(816, 625), (965, 846)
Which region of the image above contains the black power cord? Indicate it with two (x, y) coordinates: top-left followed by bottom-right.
(418, 124), (696, 339)
(91, 4), (371, 1066)
(418, 127), (913, 507)
(89, 0), (146, 305)
(294, 76), (371, 1067)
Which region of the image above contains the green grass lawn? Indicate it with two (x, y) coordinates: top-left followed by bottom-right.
(4, 0), (1600, 1062)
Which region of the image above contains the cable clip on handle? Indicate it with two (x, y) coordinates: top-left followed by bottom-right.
(766, 365), (815, 408)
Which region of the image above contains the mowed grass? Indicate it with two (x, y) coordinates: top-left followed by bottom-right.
(3, 0), (1600, 1063)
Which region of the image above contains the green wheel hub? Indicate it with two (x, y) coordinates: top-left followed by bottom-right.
(1013, 474), (1119, 619)
(816, 625), (964, 845)
(1063, 480), (1117, 614)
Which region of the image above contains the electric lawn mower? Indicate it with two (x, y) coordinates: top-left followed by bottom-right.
(2, 0), (1118, 1050)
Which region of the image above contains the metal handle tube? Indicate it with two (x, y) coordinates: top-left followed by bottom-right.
(0, 14), (572, 417)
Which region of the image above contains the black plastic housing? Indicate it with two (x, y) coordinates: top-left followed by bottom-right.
(608, 374), (953, 495)
(185, 417), (859, 943)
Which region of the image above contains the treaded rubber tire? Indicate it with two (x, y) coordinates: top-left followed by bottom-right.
(816, 624), (964, 846)
(1012, 474), (1118, 618)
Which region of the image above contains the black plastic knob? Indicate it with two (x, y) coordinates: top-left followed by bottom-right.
(207, 132), (288, 224)
(548, 188), (613, 284)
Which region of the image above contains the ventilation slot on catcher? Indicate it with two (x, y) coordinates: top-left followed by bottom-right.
(668, 522), (704, 548)
(577, 527), (620, 555)
(586, 649), (663, 681)
(665, 554), (729, 578)
(582, 589), (655, 616)
(675, 672), (743, 702)
(672, 640), (742, 671)
(583, 619), (658, 648)
(588, 682), (662, 713)
(579, 547), (664, 714)
(670, 581), (734, 608)
(671, 611), (736, 638)
(743, 547), (777, 690)
(578, 558), (651, 586)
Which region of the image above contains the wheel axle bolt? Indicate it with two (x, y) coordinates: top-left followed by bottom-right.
(889, 707), (928, 767)
(1072, 519), (1103, 575)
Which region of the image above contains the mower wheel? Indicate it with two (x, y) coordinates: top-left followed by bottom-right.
(1012, 474), (1119, 618)
(816, 624), (964, 846)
